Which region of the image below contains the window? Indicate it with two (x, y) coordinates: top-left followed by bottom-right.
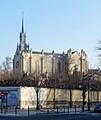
(35, 60), (39, 75)
(27, 59), (30, 73)
(16, 61), (19, 69)
(58, 61), (61, 73)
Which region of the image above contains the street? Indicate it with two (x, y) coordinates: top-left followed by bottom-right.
(0, 114), (101, 120)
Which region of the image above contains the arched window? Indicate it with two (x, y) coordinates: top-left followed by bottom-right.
(16, 61), (19, 69)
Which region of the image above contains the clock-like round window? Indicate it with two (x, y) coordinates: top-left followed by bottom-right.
(16, 61), (19, 69)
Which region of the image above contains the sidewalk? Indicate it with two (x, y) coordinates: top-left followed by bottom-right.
(0, 107), (94, 117)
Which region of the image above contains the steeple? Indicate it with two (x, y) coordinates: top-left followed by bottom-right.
(19, 13), (26, 52)
(22, 12), (24, 33)
(16, 42), (19, 55)
(17, 13), (30, 52)
(17, 42), (18, 50)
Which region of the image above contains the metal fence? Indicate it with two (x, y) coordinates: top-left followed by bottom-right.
(0, 105), (94, 116)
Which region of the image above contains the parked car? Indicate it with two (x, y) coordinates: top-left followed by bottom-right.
(94, 103), (101, 112)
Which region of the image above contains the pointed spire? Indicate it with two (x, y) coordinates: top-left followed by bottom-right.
(41, 49), (44, 55)
(28, 41), (29, 50)
(52, 50), (55, 56)
(16, 42), (19, 54)
(62, 51), (65, 56)
(17, 42), (18, 49)
(22, 12), (24, 33)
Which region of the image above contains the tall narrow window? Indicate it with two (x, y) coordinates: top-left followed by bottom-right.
(35, 60), (39, 75)
(58, 61), (61, 73)
(27, 59), (30, 74)
(16, 61), (19, 69)
(41, 57), (43, 73)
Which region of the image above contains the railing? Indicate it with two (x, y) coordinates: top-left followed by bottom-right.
(0, 105), (94, 116)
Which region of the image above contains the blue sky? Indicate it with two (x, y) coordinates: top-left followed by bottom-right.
(0, 0), (101, 68)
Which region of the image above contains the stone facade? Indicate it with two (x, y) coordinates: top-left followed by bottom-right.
(13, 19), (88, 76)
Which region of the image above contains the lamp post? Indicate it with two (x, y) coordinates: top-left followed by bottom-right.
(80, 49), (89, 112)
(35, 75), (41, 110)
(80, 49), (85, 112)
(87, 77), (90, 111)
(53, 77), (56, 109)
(88, 74), (92, 111)
(97, 68), (100, 103)
(82, 76), (86, 112)
(36, 87), (40, 110)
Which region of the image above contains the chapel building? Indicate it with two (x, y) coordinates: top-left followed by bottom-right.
(13, 18), (88, 77)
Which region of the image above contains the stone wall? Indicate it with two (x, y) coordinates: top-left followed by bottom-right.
(0, 87), (100, 109)
(20, 87), (101, 109)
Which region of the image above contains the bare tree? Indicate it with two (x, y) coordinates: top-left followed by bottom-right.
(65, 52), (74, 108)
(96, 38), (101, 63)
(0, 57), (12, 75)
(0, 56), (21, 86)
